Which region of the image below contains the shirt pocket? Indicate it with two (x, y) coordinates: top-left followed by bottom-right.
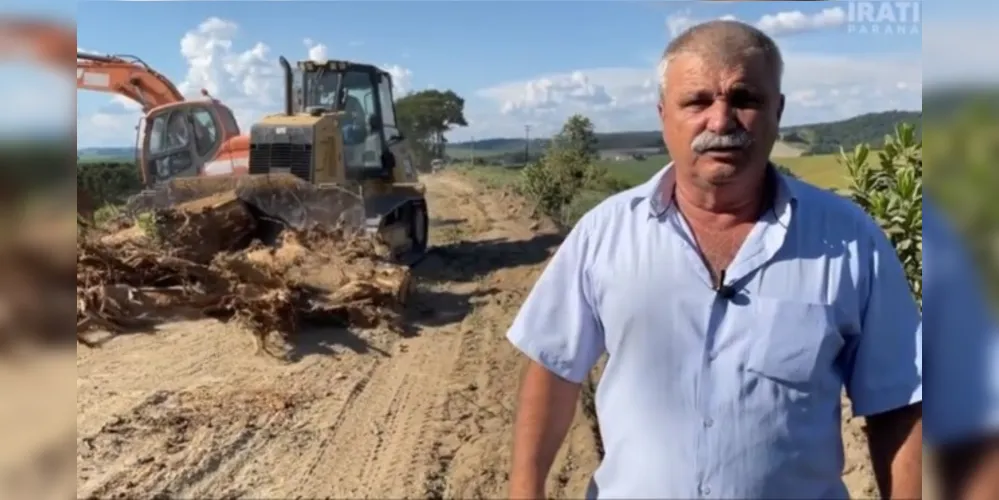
(745, 296), (844, 390)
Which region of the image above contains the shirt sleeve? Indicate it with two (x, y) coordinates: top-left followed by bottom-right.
(505, 215), (604, 384)
(921, 203), (999, 444)
(844, 226), (923, 417)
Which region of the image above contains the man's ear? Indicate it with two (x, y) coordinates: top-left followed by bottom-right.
(657, 101), (665, 120)
(777, 94), (785, 121)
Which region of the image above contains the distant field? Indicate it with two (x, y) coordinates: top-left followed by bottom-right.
(78, 155), (131, 164)
(595, 152), (852, 190)
(447, 147), (512, 159)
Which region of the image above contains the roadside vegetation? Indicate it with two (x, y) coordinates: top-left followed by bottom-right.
(462, 92), (999, 308)
(461, 113), (930, 304)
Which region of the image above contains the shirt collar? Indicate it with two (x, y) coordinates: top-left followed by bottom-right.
(646, 162), (798, 225)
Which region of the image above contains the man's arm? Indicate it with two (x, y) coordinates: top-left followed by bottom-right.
(505, 217), (604, 499)
(922, 201), (999, 499)
(844, 225), (923, 498)
(510, 363), (584, 498)
(865, 402), (923, 498)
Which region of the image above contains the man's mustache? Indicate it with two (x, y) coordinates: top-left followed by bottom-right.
(691, 129), (753, 153)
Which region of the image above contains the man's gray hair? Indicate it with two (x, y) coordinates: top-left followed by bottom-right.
(657, 20), (784, 95)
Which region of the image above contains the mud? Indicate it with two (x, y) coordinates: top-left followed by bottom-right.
(69, 172), (881, 498)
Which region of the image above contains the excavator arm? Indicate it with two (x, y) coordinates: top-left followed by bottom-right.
(76, 53), (185, 112)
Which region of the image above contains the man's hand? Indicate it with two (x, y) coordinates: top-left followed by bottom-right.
(865, 403), (922, 498)
(509, 361), (582, 499)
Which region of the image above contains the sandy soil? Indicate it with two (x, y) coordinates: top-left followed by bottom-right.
(74, 171), (880, 498)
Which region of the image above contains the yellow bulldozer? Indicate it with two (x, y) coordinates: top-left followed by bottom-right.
(129, 56), (429, 263)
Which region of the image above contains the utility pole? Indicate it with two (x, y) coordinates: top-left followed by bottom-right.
(470, 136), (475, 165)
(524, 124), (531, 164)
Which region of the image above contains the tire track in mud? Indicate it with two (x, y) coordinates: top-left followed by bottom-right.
(415, 172), (603, 499)
(261, 171), (500, 498)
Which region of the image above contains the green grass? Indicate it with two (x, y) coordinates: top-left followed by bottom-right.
(462, 164), (523, 188)
(446, 147), (511, 160)
(454, 151), (858, 228)
(771, 154), (853, 190)
(593, 153), (854, 190)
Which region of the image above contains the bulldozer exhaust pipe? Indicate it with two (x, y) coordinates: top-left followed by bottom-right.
(279, 56), (292, 116)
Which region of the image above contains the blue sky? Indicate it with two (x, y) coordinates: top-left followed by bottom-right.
(5, 0), (983, 147)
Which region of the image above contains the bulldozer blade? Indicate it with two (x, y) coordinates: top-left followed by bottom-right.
(123, 175), (246, 216)
(125, 174), (366, 233)
(231, 175), (365, 231)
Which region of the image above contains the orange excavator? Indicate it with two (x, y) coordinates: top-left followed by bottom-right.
(76, 52), (251, 186)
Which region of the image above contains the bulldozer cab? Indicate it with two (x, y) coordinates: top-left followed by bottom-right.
(289, 59), (410, 181)
(140, 101), (240, 185)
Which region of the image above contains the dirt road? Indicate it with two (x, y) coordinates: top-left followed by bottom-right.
(75, 171), (877, 498)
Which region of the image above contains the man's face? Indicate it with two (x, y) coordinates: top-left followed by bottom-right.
(658, 52), (784, 187)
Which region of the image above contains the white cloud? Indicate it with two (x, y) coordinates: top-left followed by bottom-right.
(383, 64), (412, 94)
(77, 17), (413, 146)
(667, 7), (846, 38)
(303, 38), (328, 62)
(459, 6), (914, 140)
(471, 51), (920, 139)
(755, 8), (846, 37)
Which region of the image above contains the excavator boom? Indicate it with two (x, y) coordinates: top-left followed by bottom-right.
(76, 52), (185, 112)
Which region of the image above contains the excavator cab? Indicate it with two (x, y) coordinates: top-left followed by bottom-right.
(140, 101), (242, 184)
(76, 50), (250, 209)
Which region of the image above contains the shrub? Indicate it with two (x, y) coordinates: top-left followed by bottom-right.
(77, 161), (144, 207)
(841, 122), (922, 302)
(520, 147), (590, 227)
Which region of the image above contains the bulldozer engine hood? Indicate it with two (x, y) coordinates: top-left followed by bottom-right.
(250, 114), (329, 144)
(248, 113), (340, 181)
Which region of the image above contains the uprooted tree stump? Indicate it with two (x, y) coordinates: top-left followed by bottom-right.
(77, 199), (412, 360)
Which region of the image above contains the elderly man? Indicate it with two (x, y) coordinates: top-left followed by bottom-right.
(506, 20), (922, 499)
(923, 197), (999, 500)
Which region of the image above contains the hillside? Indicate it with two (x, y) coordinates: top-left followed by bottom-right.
(779, 110), (921, 154)
(446, 110), (921, 159)
(76, 110), (921, 163)
(78, 147), (136, 162)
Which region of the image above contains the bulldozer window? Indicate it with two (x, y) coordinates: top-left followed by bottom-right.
(342, 71), (383, 169)
(377, 74), (400, 139)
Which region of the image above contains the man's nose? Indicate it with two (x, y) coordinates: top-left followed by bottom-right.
(705, 100), (737, 133)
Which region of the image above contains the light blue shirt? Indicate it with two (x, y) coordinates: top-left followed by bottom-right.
(507, 164), (922, 499)
(922, 198), (999, 445)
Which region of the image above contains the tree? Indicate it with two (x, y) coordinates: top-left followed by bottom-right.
(841, 122), (922, 302)
(395, 90), (468, 166)
(77, 161), (144, 207)
(553, 114), (599, 164)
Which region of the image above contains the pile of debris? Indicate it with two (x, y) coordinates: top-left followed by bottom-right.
(77, 193), (413, 359)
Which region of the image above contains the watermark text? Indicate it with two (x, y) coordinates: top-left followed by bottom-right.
(846, 1), (920, 36)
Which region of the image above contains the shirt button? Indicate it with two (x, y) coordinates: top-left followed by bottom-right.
(703, 418), (713, 428)
(700, 484), (711, 496)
